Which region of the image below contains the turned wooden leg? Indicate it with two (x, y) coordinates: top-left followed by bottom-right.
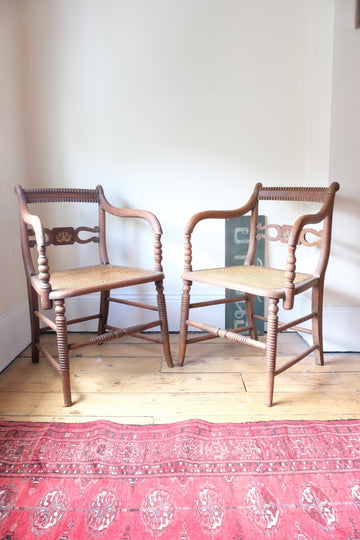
(312, 281), (324, 366)
(98, 290), (110, 335)
(265, 298), (279, 407)
(155, 280), (173, 368)
(55, 299), (72, 407)
(178, 280), (192, 367)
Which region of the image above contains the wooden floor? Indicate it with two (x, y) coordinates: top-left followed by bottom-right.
(0, 332), (359, 424)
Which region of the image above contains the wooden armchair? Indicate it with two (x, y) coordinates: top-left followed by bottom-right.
(178, 182), (340, 406)
(15, 185), (173, 406)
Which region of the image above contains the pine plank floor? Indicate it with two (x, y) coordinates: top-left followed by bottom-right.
(0, 332), (359, 424)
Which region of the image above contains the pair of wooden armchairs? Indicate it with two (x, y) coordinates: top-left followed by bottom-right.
(15, 182), (339, 407)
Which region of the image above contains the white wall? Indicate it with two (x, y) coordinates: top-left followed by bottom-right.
(329, 0), (360, 304)
(0, 0), (30, 369)
(17, 0), (330, 299)
(324, 0), (360, 350)
(1, 0), (359, 368)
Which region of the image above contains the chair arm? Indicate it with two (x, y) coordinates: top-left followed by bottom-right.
(97, 185), (165, 272)
(283, 211), (326, 310)
(97, 185), (163, 236)
(284, 214), (324, 310)
(283, 182), (339, 309)
(15, 190), (52, 309)
(182, 183), (262, 273)
(288, 182), (339, 247)
(184, 182), (262, 235)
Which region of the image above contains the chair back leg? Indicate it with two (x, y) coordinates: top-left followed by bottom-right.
(244, 293), (259, 341)
(27, 282), (40, 364)
(98, 290), (110, 335)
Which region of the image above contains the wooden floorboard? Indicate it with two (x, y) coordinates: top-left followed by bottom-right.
(1, 332), (359, 424)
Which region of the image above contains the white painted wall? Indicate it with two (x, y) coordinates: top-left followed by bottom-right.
(1, 0), (359, 369)
(325, 0), (360, 350)
(0, 0), (30, 368)
(329, 0), (360, 304)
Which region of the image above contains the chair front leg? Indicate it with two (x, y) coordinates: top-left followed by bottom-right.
(155, 280), (173, 368)
(265, 297), (279, 407)
(54, 299), (72, 407)
(178, 280), (192, 367)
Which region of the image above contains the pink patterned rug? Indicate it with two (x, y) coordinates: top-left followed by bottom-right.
(0, 418), (360, 538)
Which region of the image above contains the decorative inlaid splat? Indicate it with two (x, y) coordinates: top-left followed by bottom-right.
(27, 226), (100, 247)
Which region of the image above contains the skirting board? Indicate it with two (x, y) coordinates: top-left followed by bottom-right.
(1, 296), (359, 373)
(297, 306), (360, 352)
(278, 300), (360, 352)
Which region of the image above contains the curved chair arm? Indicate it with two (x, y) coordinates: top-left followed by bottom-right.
(183, 183), (262, 273)
(283, 182), (340, 309)
(14, 185), (53, 309)
(288, 182), (340, 247)
(184, 183), (262, 235)
(96, 186), (165, 273)
(97, 186), (163, 235)
(19, 203), (46, 249)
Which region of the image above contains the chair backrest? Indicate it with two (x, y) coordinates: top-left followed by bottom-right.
(244, 182), (339, 285)
(15, 186), (106, 279)
(15, 185), (165, 306)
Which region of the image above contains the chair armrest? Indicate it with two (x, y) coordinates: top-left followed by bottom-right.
(182, 183), (262, 273)
(97, 185), (165, 272)
(283, 182), (339, 309)
(283, 212), (323, 310)
(97, 185), (163, 235)
(15, 188), (52, 309)
(288, 182), (339, 247)
(183, 183), (262, 235)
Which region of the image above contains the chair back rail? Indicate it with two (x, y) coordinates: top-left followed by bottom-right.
(259, 185), (334, 202)
(20, 187), (100, 204)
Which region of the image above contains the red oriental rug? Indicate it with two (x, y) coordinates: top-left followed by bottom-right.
(1, 419), (360, 539)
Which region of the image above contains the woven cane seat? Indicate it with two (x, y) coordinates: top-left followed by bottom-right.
(182, 265), (314, 298)
(45, 265), (163, 299)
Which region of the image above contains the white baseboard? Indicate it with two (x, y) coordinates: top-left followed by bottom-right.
(279, 301), (360, 352)
(1, 295), (358, 373)
(314, 306), (360, 352)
